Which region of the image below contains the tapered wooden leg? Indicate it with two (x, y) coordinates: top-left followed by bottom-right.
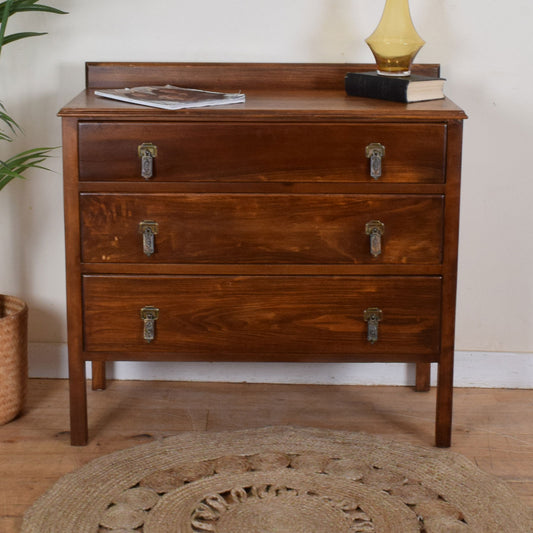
(435, 355), (453, 448)
(69, 357), (88, 446)
(91, 361), (107, 390)
(415, 362), (431, 392)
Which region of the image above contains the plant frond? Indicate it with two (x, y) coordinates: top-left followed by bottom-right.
(4, 4), (67, 16)
(0, 102), (21, 140)
(2, 30), (45, 44)
(0, 0), (67, 21)
(0, 0), (12, 51)
(0, 0), (66, 191)
(0, 0), (67, 53)
(0, 146), (56, 191)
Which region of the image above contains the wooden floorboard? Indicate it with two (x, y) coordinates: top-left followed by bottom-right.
(1, 379), (532, 532)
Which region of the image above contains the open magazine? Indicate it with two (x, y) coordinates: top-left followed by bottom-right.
(94, 84), (246, 110)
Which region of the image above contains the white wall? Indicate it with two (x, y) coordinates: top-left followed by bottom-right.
(1, 0), (532, 387)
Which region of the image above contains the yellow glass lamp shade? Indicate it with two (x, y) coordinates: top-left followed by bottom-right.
(366, 0), (425, 76)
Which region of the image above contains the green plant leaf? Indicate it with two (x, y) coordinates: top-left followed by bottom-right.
(0, 146), (56, 191)
(0, 0), (66, 191)
(0, 0), (67, 53)
(0, 101), (21, 141)
(0, 0), (13, 51)
(5, 5), (67, 15)
(2, 30), (46, 44)
(0, 0), (67, 20)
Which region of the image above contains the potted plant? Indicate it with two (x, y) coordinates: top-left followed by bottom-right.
(0, 0), (66, 424)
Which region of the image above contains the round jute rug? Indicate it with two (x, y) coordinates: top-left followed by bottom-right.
(22, 427), (532, 533)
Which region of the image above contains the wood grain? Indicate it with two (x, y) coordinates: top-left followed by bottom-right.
(78, 122), (447, 183)
(85, 62), (441, 90)
(82, 275), (442, 359)
(435, 120), (464, 447)
(61, 117), (88, 446)
(1, 380), (531, 533)
(80, 193), (444, 265)
(59, 63), (466, 445)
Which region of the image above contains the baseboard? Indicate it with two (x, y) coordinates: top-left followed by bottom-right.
(28, 343), (533, 389)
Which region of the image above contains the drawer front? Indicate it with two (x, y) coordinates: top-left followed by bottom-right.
(78, 122), (446, 183)
(80, 193), (444, 264)
(82, 275), (442, 357)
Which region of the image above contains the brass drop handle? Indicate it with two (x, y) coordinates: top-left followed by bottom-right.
(365, 220), (385, 257)
(365, 143), (385, 179)
(138, 142), (158, 179)
(364, 308), (383, 344)
(138, 220), (159, 257)
(140, 306), (159, 343)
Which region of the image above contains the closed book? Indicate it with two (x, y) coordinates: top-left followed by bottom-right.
(345, 71), (445, 103)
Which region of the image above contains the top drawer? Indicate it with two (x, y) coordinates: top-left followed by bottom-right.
(78, 122), (446, 183)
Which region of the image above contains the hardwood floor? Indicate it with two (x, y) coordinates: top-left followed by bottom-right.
(1, 379), (532, 532)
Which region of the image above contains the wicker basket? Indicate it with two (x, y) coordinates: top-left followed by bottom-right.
(0, 295), (28, 425)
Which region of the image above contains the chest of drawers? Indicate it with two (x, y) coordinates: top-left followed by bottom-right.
(59, 62), (466, 446)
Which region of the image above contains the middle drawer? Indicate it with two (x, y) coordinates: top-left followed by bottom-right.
(80, 193), (444, 265)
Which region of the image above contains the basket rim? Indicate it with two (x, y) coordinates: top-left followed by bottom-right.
(0, 294), (28, 320)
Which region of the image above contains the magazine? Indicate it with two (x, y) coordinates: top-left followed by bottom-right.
(94, 84), (246, 110)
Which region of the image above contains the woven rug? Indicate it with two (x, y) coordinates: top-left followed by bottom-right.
(22, 427), (532, 533)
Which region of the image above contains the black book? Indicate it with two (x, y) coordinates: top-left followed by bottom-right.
(345, 71), (445, 103)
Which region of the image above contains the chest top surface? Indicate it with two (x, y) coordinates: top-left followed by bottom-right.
(58, 62), (467, 122)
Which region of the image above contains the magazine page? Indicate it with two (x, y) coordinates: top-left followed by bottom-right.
(94, 84), (246, 110)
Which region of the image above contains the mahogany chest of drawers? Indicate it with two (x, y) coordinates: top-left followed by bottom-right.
(59, 62), (466, 446)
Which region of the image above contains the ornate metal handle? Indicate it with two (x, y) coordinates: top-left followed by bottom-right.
(365, 143), (385, 179)
(138, 220), (159, 257)
(364, 308), (383, 344)
(138, 143), (158, 179)
(365, 220), (385, 257)
(140, 306), (159, 343)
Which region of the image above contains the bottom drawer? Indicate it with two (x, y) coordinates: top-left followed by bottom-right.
(82, 275), (441, 359)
